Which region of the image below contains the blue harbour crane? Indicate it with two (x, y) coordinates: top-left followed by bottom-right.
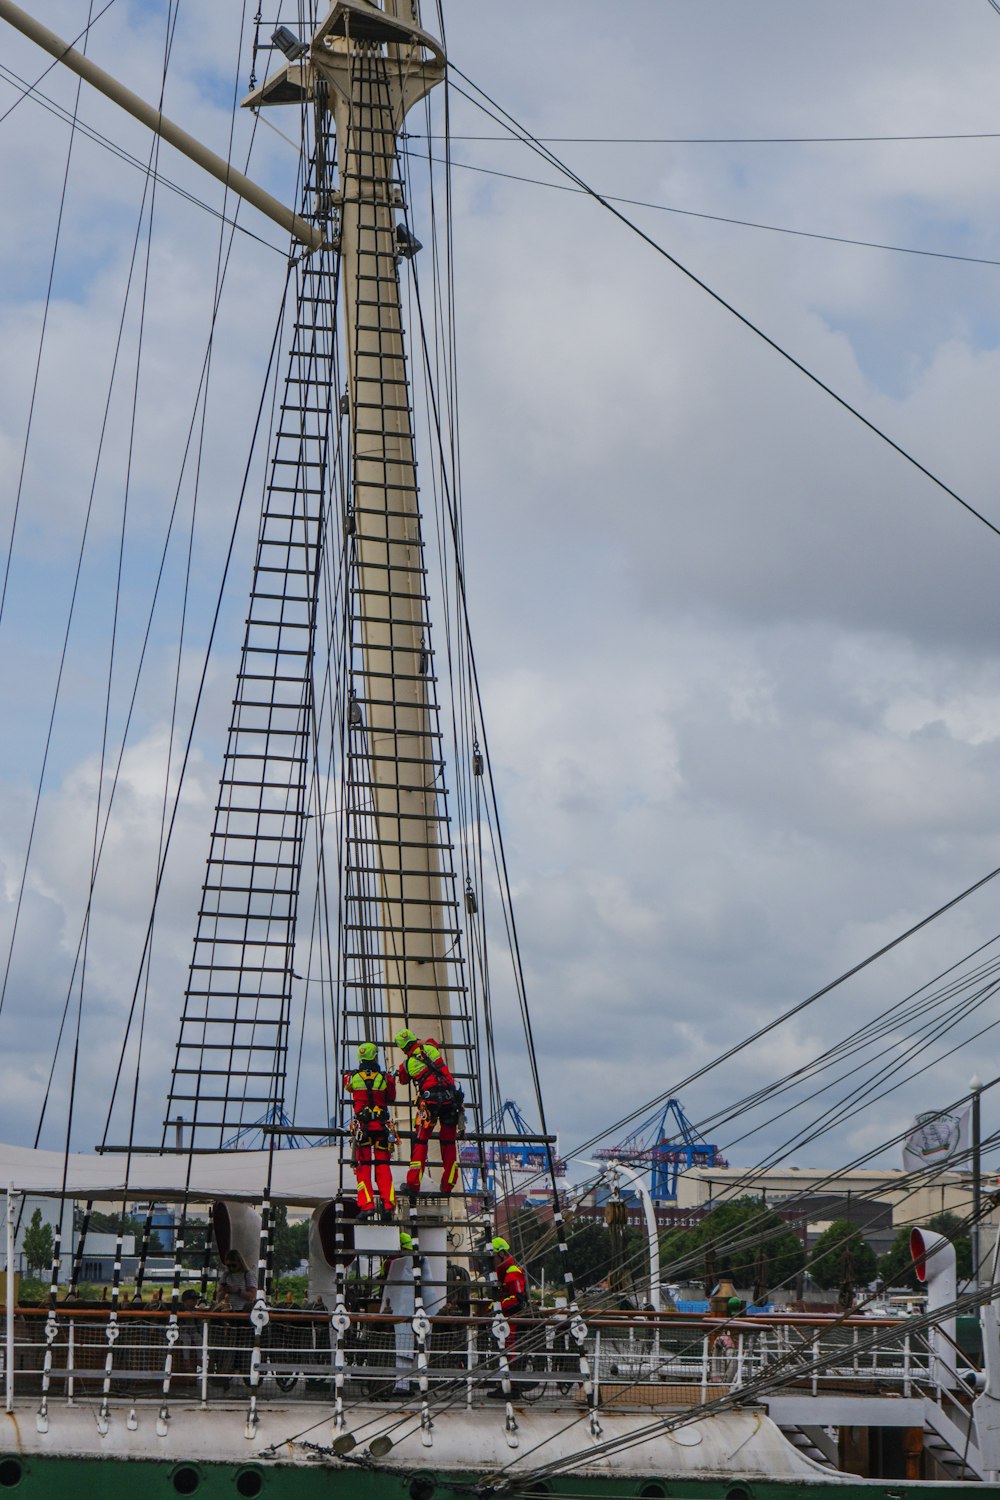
(222, 1105), (306, 1152)
(461, 1099), (566, 1197)
(594, 1098), (726, 1201)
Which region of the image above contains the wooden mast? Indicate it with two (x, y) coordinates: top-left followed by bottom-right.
(246, 3), (466, 1087)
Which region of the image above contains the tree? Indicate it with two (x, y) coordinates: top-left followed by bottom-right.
(272, 1205), (310, 1273)
(621, 1225), (652, 1301)
(498, 1206), (648, 1301)
(75, 1209), (164, 1255)
(659, 1225), (698, 1282)
(22, 1209), (54, 1275)
(927, 1212), (973, 1282)
(178, 1219), (213, 1271)
(879, 1213), (972, 1290)
(807, 1220), (877, 1291)
(540, 1219), (610, 1289)
(533, 1211), (653, 1296)
(500, 1205), (548, 1269)
(660, 1198), (803, 1295)
(878, 1226), (919, 1291)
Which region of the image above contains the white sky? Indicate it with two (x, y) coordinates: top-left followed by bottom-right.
(2, 1), (1000, 1188)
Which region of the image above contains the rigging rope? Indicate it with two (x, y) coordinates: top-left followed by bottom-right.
(696, 932), (1000, 1143)
(410, 129), (1000, 145)
(401, 147), (1000, 272)
(495, 1054), (1000, 1312)
(489, 857), (1000, 1208)
(0, 63), (283, 252)
(96, 268), (293, 1146)
(447, 67), (1000, 545)
(0, 0), (118, 126)
(23, 110), (269, 1147)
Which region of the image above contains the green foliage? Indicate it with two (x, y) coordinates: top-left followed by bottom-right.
(177, 1219), (213, 1271)
(561, 1220), (603, 1288)
(621, 1225), (651, 1297)
(926, 1213), (973, 1282)
(878, 1226), (919, 1290)
(503, 1203), (654, 1301)
(542, 1220), (611, 1289)
(273, 1273), (309, 1303)
(75, 1209), (164, 1256)
(807, 1220), (877, 1290)
(878, 1213), (972, 1290)
(659, 1197), (804, 1295)
(506, 1205), (671, 1303)
(272, 1205), (310, 1273)
(502, 1205), (549, 1264)
(659, 1226), (700, 1283)
(22, 1209), (54, 1274)
(17, 1277), (47, 1304)
(515, 1204), (627, 1295)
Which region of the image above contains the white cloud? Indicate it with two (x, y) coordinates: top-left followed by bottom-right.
(1, 0), (1000, 1183)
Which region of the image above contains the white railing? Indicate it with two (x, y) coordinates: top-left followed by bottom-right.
(0, 1308), (954, 1418)
(586, 1317), (942, 1404)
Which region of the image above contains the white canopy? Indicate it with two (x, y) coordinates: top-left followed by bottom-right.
(0, 1142), (344, 1204)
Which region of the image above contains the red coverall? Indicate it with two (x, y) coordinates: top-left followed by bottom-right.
(396, 1038), (459, 1194)
(344, 1067), (397, 1213)
(496, 1252), (527, 1353)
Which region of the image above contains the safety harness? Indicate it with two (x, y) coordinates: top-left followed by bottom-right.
(406, 1042), (466, 1133)
(497, 1256), (528, 1315)
(349, 1068), (397, 1151)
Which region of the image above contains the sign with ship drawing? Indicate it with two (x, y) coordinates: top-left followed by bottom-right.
(902, 1108), (970, 1174)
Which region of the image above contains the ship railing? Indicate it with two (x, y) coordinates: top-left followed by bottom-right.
(585, 1314), (939, 1406)
(0, 1308), (942, 1413)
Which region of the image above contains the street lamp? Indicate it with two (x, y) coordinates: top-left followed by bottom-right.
(971, 1076), (983, 1290)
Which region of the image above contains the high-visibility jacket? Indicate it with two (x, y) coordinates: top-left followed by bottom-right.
(344, 1068), (396, 1133)
(397, 1038), (456, 1094)
(496, 1253), (527, 1314)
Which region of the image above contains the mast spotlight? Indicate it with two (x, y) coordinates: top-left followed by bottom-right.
(394, 223), (423, 258)
(271, 24), (308, 61)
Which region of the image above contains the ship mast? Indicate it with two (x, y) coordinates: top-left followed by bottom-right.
(311, 2), (455, 1056)
(243, 1), (470, 1102)
(154, 0), (470, 1157)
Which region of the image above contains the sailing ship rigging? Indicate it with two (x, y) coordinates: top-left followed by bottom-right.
(0, 0), (1000, 1493)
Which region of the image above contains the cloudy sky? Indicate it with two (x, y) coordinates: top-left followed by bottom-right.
(3, 1), (1000, 1191)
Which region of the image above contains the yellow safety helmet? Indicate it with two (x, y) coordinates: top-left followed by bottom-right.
(357, 1042), (379, 1063)
(395, 1029), (417, 1050)
(491, 1237), (509, 1255)
(399, 1231), (414, 1252)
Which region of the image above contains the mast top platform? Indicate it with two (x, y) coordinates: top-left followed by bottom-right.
(243, 0), (446, 113)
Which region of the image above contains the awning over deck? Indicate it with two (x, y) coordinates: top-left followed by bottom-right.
(0, 1142), (343, 1204)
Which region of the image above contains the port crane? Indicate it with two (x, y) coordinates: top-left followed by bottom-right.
(595, 1098), (726, 1202)
(461, 1099), (566, 1197)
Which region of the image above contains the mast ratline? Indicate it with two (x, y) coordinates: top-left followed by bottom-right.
(0, 0), (324, 249)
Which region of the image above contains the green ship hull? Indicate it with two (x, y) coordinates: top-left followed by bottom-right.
(0, 1454), (984, 1499)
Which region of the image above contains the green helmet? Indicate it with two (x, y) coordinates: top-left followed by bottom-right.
(491, 1237), (509, 1255)
(399, 1231), (414, 1252)
(357, 1042), (379, 1064)
(395, 1028), (417, 1051)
